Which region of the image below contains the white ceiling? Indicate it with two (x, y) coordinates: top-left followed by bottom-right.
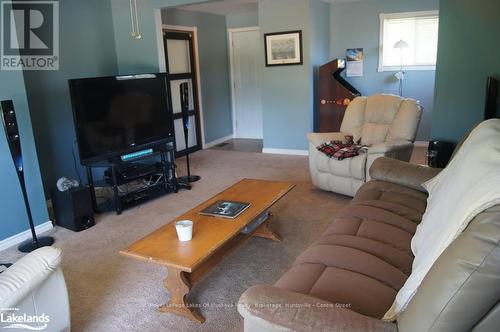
(177, 0), (258, 16)
(176, 0), (367, 16)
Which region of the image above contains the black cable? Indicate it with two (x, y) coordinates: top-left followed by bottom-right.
(72, 140), (82, 184)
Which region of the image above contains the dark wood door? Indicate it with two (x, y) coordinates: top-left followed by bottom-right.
(163, 30), (202, 158)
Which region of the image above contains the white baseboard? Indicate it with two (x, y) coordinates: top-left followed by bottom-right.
(203, 134), (234, 149)
(262, 148), (309, 156)
(414, 140), (429, 148)
(0, 221), (54, 251)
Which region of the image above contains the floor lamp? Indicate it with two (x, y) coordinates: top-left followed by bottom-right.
(177, 83), (201, 183)
(1, 100), (54, 253)
(394, 39), (408, 96)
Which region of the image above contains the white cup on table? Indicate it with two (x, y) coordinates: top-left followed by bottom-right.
(175, 220), (193, 242)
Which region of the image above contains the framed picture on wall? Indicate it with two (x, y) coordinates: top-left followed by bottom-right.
(264, 30), (303, 66)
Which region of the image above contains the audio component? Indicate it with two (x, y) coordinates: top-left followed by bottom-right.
(121, 148), (154, 162)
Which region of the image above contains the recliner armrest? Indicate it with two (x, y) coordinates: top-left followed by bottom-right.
(0, 247), (62, 308)
(238, 285), (397, 332)
(307, 132), (349, 147)
(369, 157), (442, 192)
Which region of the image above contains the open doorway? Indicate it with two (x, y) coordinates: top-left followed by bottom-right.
(161, 26), (203, 158)
(155, 0), (260, 153)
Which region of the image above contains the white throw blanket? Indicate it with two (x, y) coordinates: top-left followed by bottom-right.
(384, 119), (500, 320)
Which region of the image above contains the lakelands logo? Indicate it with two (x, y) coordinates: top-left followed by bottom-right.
(0, 308), (50, 330)
(1, 0), (59, 70)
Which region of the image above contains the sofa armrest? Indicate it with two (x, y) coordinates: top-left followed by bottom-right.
(365, 141), (415, 182)
(238, 285), (398, 332)
(307, 132), (348, 147)
(369, 157), (442, 192)
(367, 141), (413, 154)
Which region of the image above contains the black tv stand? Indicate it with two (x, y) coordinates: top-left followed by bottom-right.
(86, 143), (182, 215)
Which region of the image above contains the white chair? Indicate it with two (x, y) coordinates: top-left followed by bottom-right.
(0, 247), (70, 331)
(308, 94), (422, 196)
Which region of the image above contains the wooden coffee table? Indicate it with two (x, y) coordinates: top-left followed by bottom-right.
(120, 179), (295, 323)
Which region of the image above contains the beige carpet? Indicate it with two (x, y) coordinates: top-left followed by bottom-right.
(1, 149), (352, 332)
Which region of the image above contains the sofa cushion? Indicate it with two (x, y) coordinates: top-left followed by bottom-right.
(353, 180), (428, 220)
(275, 181), (427, 319)
(316, 150), (366, 180)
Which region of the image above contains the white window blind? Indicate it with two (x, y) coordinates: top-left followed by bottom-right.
(379, 11), (439, 71)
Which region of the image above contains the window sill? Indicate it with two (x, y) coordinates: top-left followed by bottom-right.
(378, 65), (436, 72)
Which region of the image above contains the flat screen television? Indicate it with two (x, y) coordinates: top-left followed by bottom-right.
(69, 74), (174, 165)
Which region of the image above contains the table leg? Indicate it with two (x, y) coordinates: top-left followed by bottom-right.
(252, 213), (282, 242)
(159, 267), (205, 323)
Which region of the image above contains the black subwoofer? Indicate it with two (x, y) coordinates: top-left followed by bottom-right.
(51, 187), (95, 232)
(427, 140), (455, 168)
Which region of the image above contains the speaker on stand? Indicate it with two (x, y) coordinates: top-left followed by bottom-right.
(177, 82), (201, 184)
(1, 100), (55, 253)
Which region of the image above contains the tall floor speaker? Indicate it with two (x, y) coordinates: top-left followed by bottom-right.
(1, 100), (54, 252)
(51, 187), (95, 232)
(177, 82), (200, 183)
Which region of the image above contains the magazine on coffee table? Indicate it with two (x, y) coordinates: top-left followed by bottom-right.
(200, 200), (251, 219)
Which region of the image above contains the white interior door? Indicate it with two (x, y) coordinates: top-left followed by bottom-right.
(231, 28), (263, 139)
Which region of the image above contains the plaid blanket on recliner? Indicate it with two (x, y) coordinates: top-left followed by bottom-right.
(317, 135), (364, 160)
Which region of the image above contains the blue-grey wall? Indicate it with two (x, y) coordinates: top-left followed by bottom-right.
(432, 0), (500, 142)
(310, 0), (331, 131)
(258, 0), (330, 151)
(110, 0), (208, 74)
(161, 8), (233, 143)
(330, 0), (439, 141)
(0, 68), (48, 241)
(109, 0), (333, 152)
(23, 0), (118, 190)
(227, 10), (258, 29)
(259, 0), (312, 151)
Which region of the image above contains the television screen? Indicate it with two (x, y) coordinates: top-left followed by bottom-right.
(69, 74), (174, 164)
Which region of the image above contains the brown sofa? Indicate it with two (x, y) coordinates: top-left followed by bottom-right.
(238, 157), (500, 331)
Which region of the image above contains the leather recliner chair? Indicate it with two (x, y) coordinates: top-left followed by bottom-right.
(0, 246), (70, 331)
(308, 94), (422, 196)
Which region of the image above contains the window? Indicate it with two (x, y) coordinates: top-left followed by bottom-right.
(379, 11), (439, 72)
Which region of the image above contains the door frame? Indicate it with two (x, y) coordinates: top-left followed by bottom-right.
(228, 26), (261, 139)
(154, 14), (206, 148)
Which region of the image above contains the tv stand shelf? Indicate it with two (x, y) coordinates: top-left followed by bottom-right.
(105, 163), (163, 186)
(86, 143), (180, 215)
